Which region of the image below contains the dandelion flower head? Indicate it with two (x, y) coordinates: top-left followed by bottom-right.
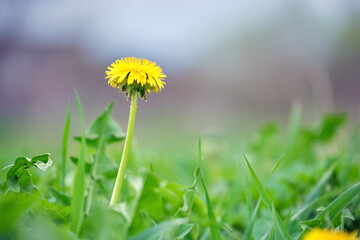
(105, 57), (166, 99)
(303, 228), (359, 240)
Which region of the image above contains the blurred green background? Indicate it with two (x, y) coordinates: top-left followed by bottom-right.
(1, 2), (360, 239)
(1, 0), (360, 165)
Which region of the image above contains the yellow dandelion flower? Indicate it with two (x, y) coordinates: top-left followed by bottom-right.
(303, 228), (359, 240)
(105, 57), (166, 99)
(107, 57), (167, 206)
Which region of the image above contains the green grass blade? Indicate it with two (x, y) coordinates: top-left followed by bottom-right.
(243, 154), (284, 240)
(244, 172), (253, 219)
(198, 136), (221, 240)
(70, 91), (86, 234)
(286, 103), (302, 154)
(304, 165), (335, 206)
(291, 186), (346, 221)
(243, 154), (290, 240)
(244, 154), (285, 240)
(271, 203), (291, 240)
(316, 181), (360, 219)
(244, 198), (261, 240)
(243, 154), (271, 207)
(283, 208), (291, 239)
(61, 100), (71, 192)
(265, 154), (285, 183)
(342, 125), (359, 185)
(130, 219), (186, 240)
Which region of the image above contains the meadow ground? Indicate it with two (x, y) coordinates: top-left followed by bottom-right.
(0, 99), (359, 240)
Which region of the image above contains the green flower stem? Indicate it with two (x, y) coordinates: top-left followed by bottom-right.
(110, 93), (138, 206)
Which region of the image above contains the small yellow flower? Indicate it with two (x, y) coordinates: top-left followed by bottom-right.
(105, 57), (166, 99)
(303, 228), (359, 240)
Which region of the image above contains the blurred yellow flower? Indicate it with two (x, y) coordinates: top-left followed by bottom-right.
(105, 57), (166, 99)
(303, 228), (359, 240)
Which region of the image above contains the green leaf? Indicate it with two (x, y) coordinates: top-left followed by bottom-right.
(6, 153), (52, 193)
(70, 90), (86, 234)
(70, 156), (92, 174)
(130, 219), (186, 240)
(128, 172), (163, 235)
(172, 223), (195, 239)
(51, 187), (71, 206)
(0, 191), (38, 234)
(299, 218), (322, 230)
(199, 136), (221, 240)
(61, 100), (71, 192)
(175, 167), (200, 218)
(318, 114), (346, 141)
(303, 114), (346, 142)
(74, 101), (125, 149)
(340, 208), (355, 229)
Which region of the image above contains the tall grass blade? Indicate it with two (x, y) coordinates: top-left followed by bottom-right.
(70, 91), (86, 234)
(244, 198), (260, 240)
(198, 136), (221, 240)
(61, 100), (71, 192)
(291, 187), (346, 221)
(244, 172), (253, 219)
(244, 154), (284, 240)
(243, 154), (290, 240)
(271, 203), (291, 240)
(265, 154), (285, 183)
(316, 181), (360, 219)
(342, 125), (359, 185)
(243, 154), (271, 207)
(304, 165), (335, 206)
(286, 103), (302, 154)
(130, 219), (186, 240)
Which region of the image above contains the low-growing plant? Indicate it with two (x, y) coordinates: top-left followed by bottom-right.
(0, 59), (359, 240)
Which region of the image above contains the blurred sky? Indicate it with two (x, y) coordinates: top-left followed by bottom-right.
(1, 0), (360, 155)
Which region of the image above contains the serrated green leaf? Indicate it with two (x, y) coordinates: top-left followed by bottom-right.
(74, 101), (125, 149)
(6, 154), (52, 193)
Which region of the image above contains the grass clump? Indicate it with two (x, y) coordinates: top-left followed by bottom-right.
(0, 96), (359, 239)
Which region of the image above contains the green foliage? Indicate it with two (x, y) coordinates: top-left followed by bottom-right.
(61, 100), (71, 192)
(199, 137), (222, 240)
(1, 99), (359, 240)
(5, 154), (52, 193)
(74, 101), (125, 149)
(70, 91), (86, 234)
